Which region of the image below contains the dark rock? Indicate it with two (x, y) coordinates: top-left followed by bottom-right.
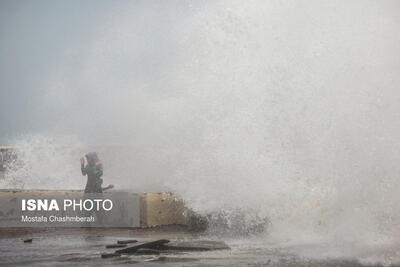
(187, 212), (208, 231)
(101, 253), (121, 259)
(116, 239), (169, 254)
(23, 238), (32, 243)
(117, 239), (137, 244)
(105, 244), (127, 248)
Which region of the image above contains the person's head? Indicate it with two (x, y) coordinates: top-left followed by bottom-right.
(85, 152), (99, 166)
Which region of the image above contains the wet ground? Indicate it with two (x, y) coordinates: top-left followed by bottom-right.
(0, 227), (394, 266)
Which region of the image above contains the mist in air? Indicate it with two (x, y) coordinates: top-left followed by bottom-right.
(1, 0), (400, 260)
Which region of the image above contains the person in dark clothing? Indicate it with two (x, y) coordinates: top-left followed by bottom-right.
(80, 152), (114, 193)
(81, 152), (104, 193)
(80, 152), (113, 225)
(81, 152), (103, 193)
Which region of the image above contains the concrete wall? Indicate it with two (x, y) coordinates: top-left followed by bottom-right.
(140, 192), (189, 227)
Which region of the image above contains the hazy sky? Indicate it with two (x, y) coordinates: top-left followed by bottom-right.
(0, 0), (199, 144)
(0, 1), (108, 142)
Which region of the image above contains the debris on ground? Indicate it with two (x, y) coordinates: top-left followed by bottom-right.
(23, 238), (32, 243)
(117, 239), (138, 244)
(114, 239), (230, 255)
(101, 239), (230, 259)
(116, 239), (170, 254)
(105, 244), (127, 248)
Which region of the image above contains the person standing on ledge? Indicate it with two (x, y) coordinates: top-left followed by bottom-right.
(80, 152), (113, 193)
(80, 152), (112, 226)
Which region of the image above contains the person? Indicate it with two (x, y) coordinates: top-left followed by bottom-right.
(80, 152), (113, 226)
(80, 152), (113, 193)
(81, 152), (103, 193)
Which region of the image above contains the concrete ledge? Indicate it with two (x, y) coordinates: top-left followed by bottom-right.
(140, 192), (189, 228)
